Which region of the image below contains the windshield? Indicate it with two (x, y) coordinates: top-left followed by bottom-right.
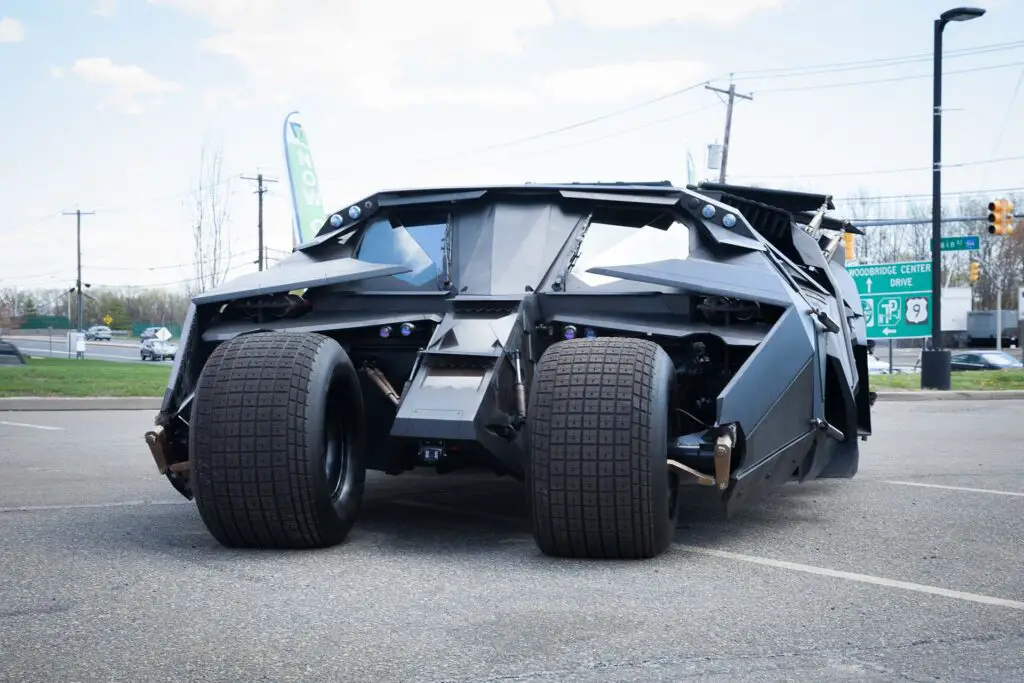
(355, 216), (446, 288)
(568, 219), (689, 288)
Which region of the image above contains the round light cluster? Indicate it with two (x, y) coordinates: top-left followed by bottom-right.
(379, 322), (418, 338)
(701, 204), (716, 219)
(348, 205), (362, 220)
(329, 213), (344, 228)
(722, 213), (737, 228)
(562, 324), (597, 340)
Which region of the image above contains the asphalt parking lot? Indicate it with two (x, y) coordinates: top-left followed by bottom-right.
(2, 402), (1023, 682)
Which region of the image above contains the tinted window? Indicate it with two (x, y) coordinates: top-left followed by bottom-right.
(356, 217), (445, 288)
(570, 220), (689, 287)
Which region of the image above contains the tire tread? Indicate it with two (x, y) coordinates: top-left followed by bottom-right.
(528, 337), (669, 559)
(191, 331), (337, 549)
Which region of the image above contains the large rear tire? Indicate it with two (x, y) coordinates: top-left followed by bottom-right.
(190, 331), (366, 549)
(526, 337), (678, 559)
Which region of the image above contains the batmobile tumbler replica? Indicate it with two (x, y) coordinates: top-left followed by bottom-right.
(144, 181), (876, 560)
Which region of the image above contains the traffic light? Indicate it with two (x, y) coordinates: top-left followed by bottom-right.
(969, 260), (981, 283)
(843, 232), (855, 261)
(987, 198), (1014, 235)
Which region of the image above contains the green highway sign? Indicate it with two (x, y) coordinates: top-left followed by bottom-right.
(847, 260), (932, 340)
(940, 235), (980, 252)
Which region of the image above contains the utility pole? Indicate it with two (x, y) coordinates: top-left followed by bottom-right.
(705, 79), (753, 183)
(241, 172), (278, 271)
(62, 209), (95, 333)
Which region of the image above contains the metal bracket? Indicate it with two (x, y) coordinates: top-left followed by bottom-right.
(144, 426), (168, 473)
(361, 365), (402, 406)
(668, 426), (736, 491)
(668, 460), (716, 487)
(809, 307), (840, 334)
(713, 432), (734, 490)
(810, 417), (845, 442)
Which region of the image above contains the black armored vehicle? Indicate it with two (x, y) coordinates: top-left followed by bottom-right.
(145, 181), (875, 560)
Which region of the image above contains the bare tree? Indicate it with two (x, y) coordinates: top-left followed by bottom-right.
(186, 142), (233, 295)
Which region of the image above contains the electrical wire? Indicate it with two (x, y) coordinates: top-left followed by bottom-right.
(976, 64), (1024, 191)
(832, 187), (1024, 204)
(733, 155), (1024, 181)
(730, 40), (1024, 80)
(751, 60), (1024, 94)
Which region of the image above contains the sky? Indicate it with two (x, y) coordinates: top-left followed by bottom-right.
(1, 0), (1023, 292)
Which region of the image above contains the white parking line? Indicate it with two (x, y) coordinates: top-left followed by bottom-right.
(384, 500), (1024, 610)
(0, 500), (188, 513)
(680, 546), (1024, 610)
(882, 481), (1024, 498)
(0, 420), (64, 431)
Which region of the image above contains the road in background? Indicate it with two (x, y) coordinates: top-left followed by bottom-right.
(1, 402), (1023, 681)
(873, 344), (1019, 372)
(3, 338), (153, 363)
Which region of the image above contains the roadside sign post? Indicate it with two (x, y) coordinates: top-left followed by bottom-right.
(847, 260), (934, 342)
(103, 314), (113, 326)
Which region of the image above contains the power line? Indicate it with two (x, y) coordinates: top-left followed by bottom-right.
(82, 251), (258, 272)
(751, 60), (1024, 94)
(240, 173), (278, 271)
(979, 64), (1024, 190)
(733, 154), (1024, 181)
(730, 40), (1024, 80)
(833, 186), (1024, 203)
(61, 209), (95, 333)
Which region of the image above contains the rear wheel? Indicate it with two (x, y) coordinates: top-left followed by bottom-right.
(190, 331), (367, 549)
(526, 337), (679, 559)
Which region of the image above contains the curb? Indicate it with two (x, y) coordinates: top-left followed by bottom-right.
(0, 397), (162, 411)
(875, 390), (1024, 402)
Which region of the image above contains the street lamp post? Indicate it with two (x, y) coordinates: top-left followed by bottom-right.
(921, 6), (986, 391)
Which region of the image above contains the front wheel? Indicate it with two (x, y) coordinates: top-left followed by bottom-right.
(190, 331), (367, 549)
(526, 337), (679, 560)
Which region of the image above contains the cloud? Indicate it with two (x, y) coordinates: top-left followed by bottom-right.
(93, 0), (118, 17)
(551, 0), (785, 27)
(147, 0), (749, 109)
(0, 17), (25, 43)
(70, 57), (182, 114)
(148, 0), (554, 106)
(536, 60), (706, 105)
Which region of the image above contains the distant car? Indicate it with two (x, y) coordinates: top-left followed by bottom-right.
(0, 339), (26, 365)
(85, 325), (112, 341)
(139, 327), (162, 341)
(950, 350), (1023, 371)
(140, 339), (177, 361)
(866, 353), (898, 374)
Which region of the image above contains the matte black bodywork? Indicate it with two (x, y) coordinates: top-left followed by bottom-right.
(148, 181), (874, 513)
